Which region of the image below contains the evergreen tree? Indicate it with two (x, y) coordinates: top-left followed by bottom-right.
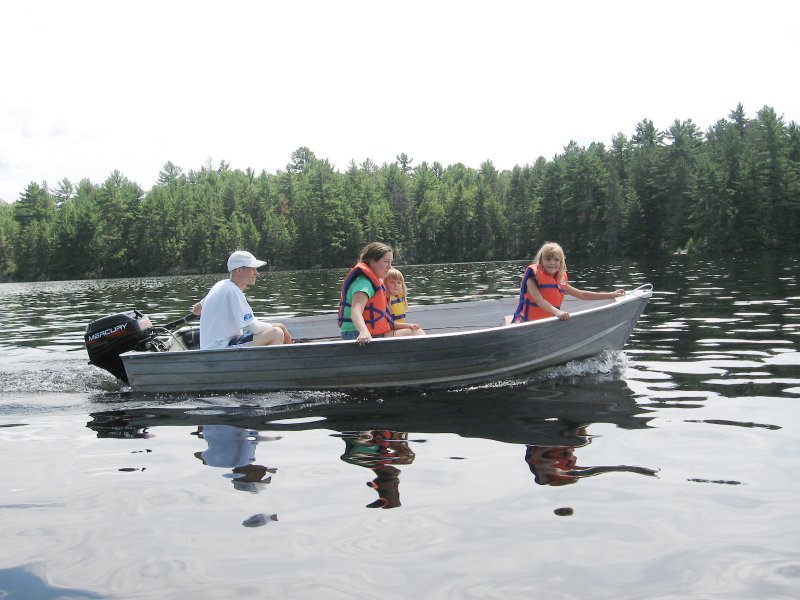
(13, 182), (55, 279)
(396, 153), (414, 174)
(157, 161), (185, 186)
(689, 149), (736, 252)
(705, 112), (760, 250)
(750, 106), (795, 247)
(534, 160), (564, 253)
(51, 194), (87, 278)
(664, 119), (703, 250)
(474, 161), (509, 260)
(91, 171), (144, 276)
(380, 163), (413, 255)
(416, 188), (446, 263)
(407, 162), (439, 263)
(253, 171), (295, 268)
(506, 165), (533, 257)
(0, 201), (17, 278)
(13, 181), (55, 225)
(53, 178), (74, 207)
(288, 147), (316, 173)
(628, 119), (667, 253)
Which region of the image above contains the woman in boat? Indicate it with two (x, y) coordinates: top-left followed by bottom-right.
(512, 242), (625, 323)
(338, 242), (424, 344)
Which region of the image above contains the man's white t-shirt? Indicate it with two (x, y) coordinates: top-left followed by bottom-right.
(199, 425), (258, 468)
(198, 279), (259, 349)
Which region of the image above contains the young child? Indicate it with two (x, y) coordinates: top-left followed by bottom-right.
(385, 268), (425, 335)
(511, 242), (625, 323)
(385, 268), (409, 323)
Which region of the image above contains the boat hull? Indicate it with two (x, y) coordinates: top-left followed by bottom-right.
(121, 289), (651, 393)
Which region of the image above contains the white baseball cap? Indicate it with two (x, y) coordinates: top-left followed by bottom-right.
(227, 250), (267, 271)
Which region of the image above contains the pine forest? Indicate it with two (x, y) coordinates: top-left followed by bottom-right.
(1, 104), (798, 282)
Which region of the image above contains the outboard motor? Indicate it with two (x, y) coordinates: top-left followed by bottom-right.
(85, 310), (156, 382)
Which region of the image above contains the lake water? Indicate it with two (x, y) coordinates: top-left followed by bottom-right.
(1, 253), (799, 599)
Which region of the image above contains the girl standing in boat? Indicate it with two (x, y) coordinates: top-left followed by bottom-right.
(512, 242), (625, 323)
(338, 242), (424, 344)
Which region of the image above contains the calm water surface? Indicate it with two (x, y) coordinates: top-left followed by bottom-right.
(1, 254), (799, 599)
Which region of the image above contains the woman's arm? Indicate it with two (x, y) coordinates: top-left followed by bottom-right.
(350, 291), (372, 344)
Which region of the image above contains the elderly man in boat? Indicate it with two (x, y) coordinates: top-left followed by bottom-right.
(191, 250), (291, 350)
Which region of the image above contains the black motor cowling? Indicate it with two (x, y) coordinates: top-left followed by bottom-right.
(85, 310), (155, 382)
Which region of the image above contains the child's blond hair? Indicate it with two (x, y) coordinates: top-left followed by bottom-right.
(533, 242), (568, 283)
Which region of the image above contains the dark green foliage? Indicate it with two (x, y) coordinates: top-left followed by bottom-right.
(1, 105), (798, 281)
(13, 182), (56, 279)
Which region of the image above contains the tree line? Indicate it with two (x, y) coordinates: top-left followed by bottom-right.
(0, 103), (798, 282)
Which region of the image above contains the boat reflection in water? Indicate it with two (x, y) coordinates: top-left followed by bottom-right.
(86, 377), (658, 511)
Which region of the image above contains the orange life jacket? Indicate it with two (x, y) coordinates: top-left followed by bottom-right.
(337, 262), (393, 335)
(512, 264), (568, 322)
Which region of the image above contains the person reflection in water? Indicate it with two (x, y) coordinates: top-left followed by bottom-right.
(525, 425), (658, 486)
(193, 425), (279, 493)
(525, 445), (582, 486)
(340, 430), (415, 509)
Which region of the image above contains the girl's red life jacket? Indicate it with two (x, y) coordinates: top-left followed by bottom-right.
(337, 262), (394, 335)
(512, 264), (568, 323)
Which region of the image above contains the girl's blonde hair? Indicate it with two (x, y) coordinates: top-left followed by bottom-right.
(533, 242), (567, 282)
(385, 268), (407, 295)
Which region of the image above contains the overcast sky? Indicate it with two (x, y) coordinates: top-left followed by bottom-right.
(1, 0), (797, 203)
